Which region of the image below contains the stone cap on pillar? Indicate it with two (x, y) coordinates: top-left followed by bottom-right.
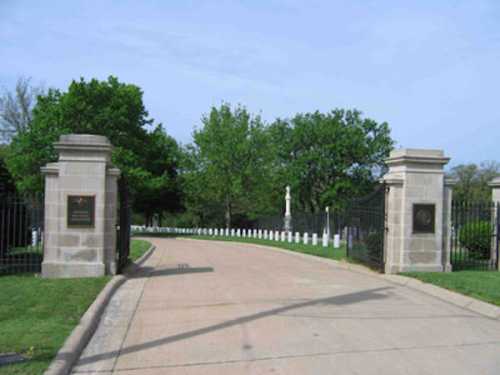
(488, 177), (500, 188)
(54, 134), (114, 164)
(385, 148), (450, 174)
(385, 148), (450, 166)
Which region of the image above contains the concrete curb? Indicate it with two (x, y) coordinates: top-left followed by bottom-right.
(43, 243), (156, 375)
(184, 238), (500, 320)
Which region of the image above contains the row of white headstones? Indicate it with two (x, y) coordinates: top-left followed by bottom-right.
(131, 226), (342, 248)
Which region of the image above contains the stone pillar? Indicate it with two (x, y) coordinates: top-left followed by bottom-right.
(490, 177), (500, 204)
(489, 177), (500, 270)
(41, 135), (120, 278)
(383, 149), (452, 274)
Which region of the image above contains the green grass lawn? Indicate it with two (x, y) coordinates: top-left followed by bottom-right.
(130, 239), (152, 262)
(401, 271), (500, 307)
(0, 275), (110, 375)
(190, 235), (347, 261)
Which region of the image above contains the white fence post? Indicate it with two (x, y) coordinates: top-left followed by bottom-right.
(322, 232), (328, 247)
(334, 234), (340, 248)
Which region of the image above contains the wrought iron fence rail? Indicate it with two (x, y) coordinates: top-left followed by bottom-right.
(450, 201), (499, 271)
(0, 194), (44, 275)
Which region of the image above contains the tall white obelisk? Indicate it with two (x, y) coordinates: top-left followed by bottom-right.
(284, 185), (292, 232)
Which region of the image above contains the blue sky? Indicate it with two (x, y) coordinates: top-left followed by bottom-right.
(1, 0), (499, 165)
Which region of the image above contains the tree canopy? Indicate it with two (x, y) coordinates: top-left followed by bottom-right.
(0, 77), (45, 143)
(268, 109), (394, 212)
(181, 106), (394, 227)
(182, 103), (274, 228)
(448, 162), (500, 203)
(4, 76), (181, 221)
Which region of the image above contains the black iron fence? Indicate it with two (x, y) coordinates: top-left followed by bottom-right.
(345, 184), (387, 271)
(0, 194), (44, 275)
(116, 178), (131, 272)
(450, 201), (499, 271)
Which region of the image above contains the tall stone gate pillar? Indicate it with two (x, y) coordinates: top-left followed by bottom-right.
(383, 149), (454, 273)
(489, 177), (500, 270)
(41, 134), (120, 278)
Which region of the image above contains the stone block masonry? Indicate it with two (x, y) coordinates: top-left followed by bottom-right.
(383, 149), (453, 274)
(41, 134), (120, 278)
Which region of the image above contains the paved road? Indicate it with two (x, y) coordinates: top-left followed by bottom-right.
(72, 238), (500, 374)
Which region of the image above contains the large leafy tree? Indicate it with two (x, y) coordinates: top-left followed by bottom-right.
(269, 109), (394, 212)
(448, 162), (500, 203)
(133, 125), (182, 225)
(4, 76), (181, 219)
(0, 146), (15, 195)
(183, 103), (274, 228)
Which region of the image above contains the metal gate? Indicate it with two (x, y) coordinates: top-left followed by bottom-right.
(346, 184), (387, 272)
(450, 201), (499, 271)
(116, 178), (131, 273)
(0, 194), (44, 275)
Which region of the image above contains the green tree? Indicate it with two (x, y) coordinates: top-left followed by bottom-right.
(269, 109), (394, 212)
(448, 162), (500, 202)
(132, 125), (182, 225)
(183, 103), (274, 228)
(0, 146), (15, 195)
(4, 76), (181, 220)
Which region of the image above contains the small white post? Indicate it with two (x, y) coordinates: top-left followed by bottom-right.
(281, 231), (286, 242)
(237, 229), (241, 237)
(303, 232), (309, 245)
(334, 234), (340, 248)
(269, 230), (274, 240)
(322, 232), (328, 247)
(32, 229), (38, 246)
(214, 228), (219, 236)
(258, 229), (262, 239)
(295, 232), (300, 244)
(275, 230), (280, 241)
(312, 233), (318, 246)
(287, 231), (293, 243)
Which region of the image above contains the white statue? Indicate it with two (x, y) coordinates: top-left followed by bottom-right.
(284, 185), (292, 232)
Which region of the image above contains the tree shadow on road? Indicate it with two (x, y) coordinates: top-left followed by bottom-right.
(73, 286), (392, 367)
(128, 264), (214, 278)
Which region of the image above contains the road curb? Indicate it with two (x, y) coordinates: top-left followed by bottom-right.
(184, 238), (500, 320)
(43, 243), (156, 375)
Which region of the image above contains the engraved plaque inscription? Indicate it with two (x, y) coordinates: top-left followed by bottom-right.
(413, 204), (435, 234)
(67, 196), (95, 227)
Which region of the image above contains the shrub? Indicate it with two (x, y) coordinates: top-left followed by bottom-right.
(458, 221), (493, 260)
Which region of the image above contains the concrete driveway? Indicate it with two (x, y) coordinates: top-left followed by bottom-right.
(72, 238), (500, 374)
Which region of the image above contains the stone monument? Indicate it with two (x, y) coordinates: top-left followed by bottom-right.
(383, 149), (454, 273)
(41, 134), (120, 278)
(489, 177), (500, 269)
(284, 185), (292, 232)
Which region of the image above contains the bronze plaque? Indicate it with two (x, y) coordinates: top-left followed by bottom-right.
(67, 196), (95, 227)
(413, 204), (435, 233)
